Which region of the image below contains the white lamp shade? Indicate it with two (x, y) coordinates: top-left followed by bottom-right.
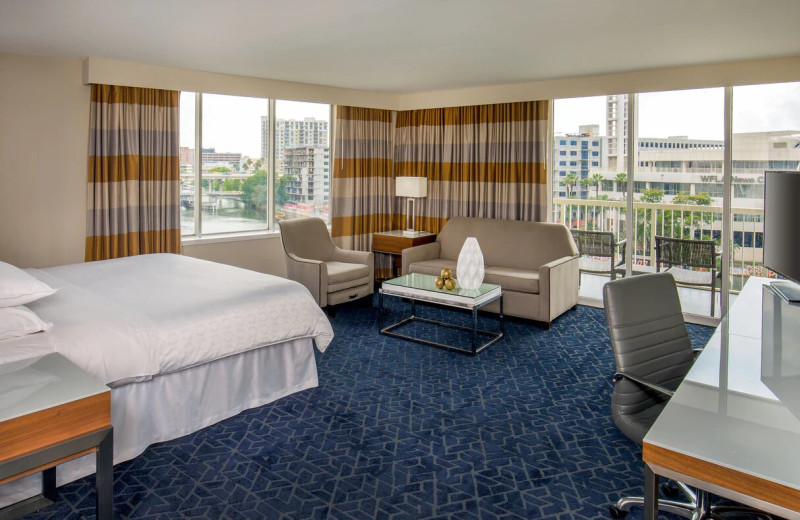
(395, 176), (428, 198)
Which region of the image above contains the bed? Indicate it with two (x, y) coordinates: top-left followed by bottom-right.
(0, 253), (334, 506)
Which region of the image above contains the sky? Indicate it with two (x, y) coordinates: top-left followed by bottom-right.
(554, 83), (800, 139)
(179, 93), (330, 158)
(180, 82), (800, 159)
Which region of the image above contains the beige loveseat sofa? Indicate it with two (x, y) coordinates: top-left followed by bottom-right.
(401, 217), (579, 326)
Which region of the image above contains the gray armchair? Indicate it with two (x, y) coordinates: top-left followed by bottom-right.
(279, 217), (374, 308)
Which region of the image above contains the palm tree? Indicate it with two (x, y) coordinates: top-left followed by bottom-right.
(590, 173), (605, 198)
(563, 173), (579, 198)
(614, 172), (627, 193)
(580, 177), (592, 196)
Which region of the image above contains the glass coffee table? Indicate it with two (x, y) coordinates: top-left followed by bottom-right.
(378, 273), (504, 355)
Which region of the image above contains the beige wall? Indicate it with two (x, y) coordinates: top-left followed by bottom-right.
(182, 235), (287, 277)
(0, 53), (89, 268)
(3, 50), (800, 271)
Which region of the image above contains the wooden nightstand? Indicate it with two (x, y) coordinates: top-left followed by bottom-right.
(372, 230), (436, 280)
(0, 353), (112, 519)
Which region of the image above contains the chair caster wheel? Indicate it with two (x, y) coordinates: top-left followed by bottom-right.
(660, 481), (680, 498)
(609, 505), (628, 519)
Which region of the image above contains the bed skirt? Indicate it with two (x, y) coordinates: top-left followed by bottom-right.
(0, 338), (318, 507)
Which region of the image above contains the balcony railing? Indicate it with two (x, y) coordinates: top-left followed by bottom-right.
(552, 197), (769, 293)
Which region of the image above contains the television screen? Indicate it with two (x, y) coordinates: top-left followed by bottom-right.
(764, 170), (800, 285)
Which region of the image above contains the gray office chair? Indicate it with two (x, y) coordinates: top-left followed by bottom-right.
(603, 273), (770, 519)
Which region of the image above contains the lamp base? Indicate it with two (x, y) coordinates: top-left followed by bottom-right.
(403, 229), (422, 237)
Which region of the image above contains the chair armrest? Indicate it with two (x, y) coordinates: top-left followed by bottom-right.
(285, 253), (327, 306)
(332, 247), (372, 265)
(401, 242), (441, 275)
(613, 371), (674, 398)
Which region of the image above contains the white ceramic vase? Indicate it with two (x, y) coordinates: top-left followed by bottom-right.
(456, 237), (485, 290)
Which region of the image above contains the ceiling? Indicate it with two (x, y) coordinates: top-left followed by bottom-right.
(1, 0), (799, 93)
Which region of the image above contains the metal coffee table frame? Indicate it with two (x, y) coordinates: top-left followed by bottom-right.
(378, 285), (504, 356)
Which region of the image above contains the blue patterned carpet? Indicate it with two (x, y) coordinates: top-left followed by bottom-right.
(23, 300), (714, 519)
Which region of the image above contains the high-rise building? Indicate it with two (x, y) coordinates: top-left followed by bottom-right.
(261, 117), (329, 172)
(282, 146), (331, 206)
(606, 94), (637, 171)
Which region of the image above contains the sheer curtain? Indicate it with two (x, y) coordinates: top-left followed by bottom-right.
(86, 84), (181, 261)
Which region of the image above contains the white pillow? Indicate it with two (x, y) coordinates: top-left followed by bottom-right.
(0, 305), (53, 341)
(0, 261), (56, 307)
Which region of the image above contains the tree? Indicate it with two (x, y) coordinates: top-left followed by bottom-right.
(590, 173), (605, 199)
(242, 158), (253, 174)
(275, 174), (296, 205)
(674, 192), (712, 206)
(563, 173), (579, 198)
(222, 178), (242, 191)
(639, 189), (664, 203)
(614, 172), (627, 194)
(241, 170), (267, 210)
(208, 166), (230, 174)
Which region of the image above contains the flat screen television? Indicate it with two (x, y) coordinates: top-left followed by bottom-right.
(764, 170), (800, 301)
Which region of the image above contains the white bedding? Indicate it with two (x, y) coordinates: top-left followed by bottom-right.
(0, 254), (334, 386)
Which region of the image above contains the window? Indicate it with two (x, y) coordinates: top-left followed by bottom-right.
(180, 94), (330, 237)
(274, 100), (331, 227)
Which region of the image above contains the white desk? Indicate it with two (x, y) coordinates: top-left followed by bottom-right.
(643, 277), (800, 519)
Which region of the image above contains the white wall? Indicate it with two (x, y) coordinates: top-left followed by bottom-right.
(0, 53), (89, 268)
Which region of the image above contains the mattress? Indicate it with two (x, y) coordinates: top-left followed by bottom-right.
(0, 253), (334, 386)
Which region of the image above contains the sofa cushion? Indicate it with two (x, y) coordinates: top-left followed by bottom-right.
(326, 261), (370, 285)
(407, 259), (458, 278)
(483, 266), (539, 294)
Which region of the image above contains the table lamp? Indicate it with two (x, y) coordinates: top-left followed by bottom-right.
(396, 176), (428, 237)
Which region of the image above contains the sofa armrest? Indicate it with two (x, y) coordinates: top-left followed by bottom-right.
(401, 242), (441, 274)
(286, 253), (328, 307)
(538, 255), (580, 322)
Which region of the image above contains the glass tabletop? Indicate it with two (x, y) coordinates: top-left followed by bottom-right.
(382, 273), (499, 300)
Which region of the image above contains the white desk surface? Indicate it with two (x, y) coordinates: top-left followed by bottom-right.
(644, 277), (800, 507)
(0, 353), (109, 423)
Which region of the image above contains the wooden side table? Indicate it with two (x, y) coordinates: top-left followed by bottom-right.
(0, 353), (112, 520)
(372, 230), (436, 280)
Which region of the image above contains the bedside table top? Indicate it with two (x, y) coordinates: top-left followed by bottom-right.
(0, 353), (109, 423)
(374, 230), (435, 238)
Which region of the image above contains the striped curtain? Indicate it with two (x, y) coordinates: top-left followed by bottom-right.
(86, 84), (181, 261)
(394, 101), (549, 233)
(331, 106), (395, 256)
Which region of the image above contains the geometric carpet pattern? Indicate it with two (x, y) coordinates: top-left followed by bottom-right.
(21, 300), (714, 520)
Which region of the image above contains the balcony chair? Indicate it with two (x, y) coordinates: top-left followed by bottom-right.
(603, 273), (769, 520)
(279, 217), (374, 311)
(655, 236), (718, 317)
(570, 230), (626, 283)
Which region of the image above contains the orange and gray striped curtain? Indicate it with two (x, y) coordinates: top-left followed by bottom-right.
(331, 106), (395, 252)
(86, 84), (181, 261)
(394, 101), (549, 233)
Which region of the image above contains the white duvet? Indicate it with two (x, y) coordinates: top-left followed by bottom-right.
(0, 254), (334, 386)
